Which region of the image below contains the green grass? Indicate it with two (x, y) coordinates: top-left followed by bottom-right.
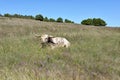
(0, 17), (120, 80)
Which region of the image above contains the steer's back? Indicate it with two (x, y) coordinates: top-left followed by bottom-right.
(52, 37), (70, 47)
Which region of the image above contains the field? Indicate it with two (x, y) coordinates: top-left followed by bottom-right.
(0, 17), (120, 80)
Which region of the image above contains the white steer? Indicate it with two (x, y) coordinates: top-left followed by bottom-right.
(40, 34), (70, 49)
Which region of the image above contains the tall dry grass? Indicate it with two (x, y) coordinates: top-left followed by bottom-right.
(0, 17), (120, 80)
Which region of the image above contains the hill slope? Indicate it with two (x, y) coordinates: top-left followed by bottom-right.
(0, 17), (120, 80)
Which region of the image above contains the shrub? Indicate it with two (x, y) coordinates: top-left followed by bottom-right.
(65, 19), (74, 23)
(81, 18), (107, 26)
(35, 14), (44, 21)
(0, 14), (3, 16)
(3, 13), (34, 19)
(56, 17), (63, 23)
(44, 17), (49, 22)
(49, 18), (56, 22)
(81, 18), (93, 25)
(4, 13), (12, 17)
(93, 18), (107, 26)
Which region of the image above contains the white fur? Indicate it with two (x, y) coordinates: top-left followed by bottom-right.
(40, 34), (70, 49)
(51, 37), (70, 48)
(41, 34), (49, 43)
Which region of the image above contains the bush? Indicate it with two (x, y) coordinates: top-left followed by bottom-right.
(0, 14), (3, 16)
(35, 14), (44, 21)
(49, 18), (56, 22)
(44, 17), (49, 22)
(3, 13), (34, 19)
(4, 13), (12, 17)
(81, 18), (107, 26)
(81, 18), (93, 25)
(65, 19), (74, 23)
(93, 18), (107, 26)
(56, 17), (63, 23)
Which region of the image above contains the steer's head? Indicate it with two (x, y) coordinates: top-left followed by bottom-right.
(40, 34), (49, 43)
(35, 34), (54, 43)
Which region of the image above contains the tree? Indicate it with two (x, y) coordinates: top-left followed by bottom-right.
(44, 17), (49, 22)
(56, 17), (63, 23)
(65, 19), (74, 23)
(4, 13), (11, 17)
(93, 18), (107, 26)
(81, 18), (93, 25)
(35, 14), (44, 21)
(49, 18), (56, 22)
(81, 18), (107, 26)
(28, 15), (34, 19)
(13, 14), (19, 18)
(0, 14), (2, 16)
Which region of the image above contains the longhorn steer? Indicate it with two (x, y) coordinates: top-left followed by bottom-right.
(38, 34), (70, 49)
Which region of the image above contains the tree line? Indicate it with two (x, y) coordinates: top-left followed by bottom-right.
(0, 13), (107, 26)
(0, 13), (74, 23)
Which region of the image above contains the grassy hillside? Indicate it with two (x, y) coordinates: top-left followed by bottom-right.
(0, 17), (120, 80)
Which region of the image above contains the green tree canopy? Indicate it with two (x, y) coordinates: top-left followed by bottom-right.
(35, 14), (44, 21)
(49, 18), (56, 22)
(93, 18), (107, 26)
(0, 14), (2, 16)
(56, 17), (63, 23)
(65, 19), (74, 23)
(44, 17), (49, 22)
(81, 18), (93, 25)
(4, 13), (11, 17)
(81, 18), (107, 26)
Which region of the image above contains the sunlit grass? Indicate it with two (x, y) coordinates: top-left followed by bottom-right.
(0, 17), (120, 80)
